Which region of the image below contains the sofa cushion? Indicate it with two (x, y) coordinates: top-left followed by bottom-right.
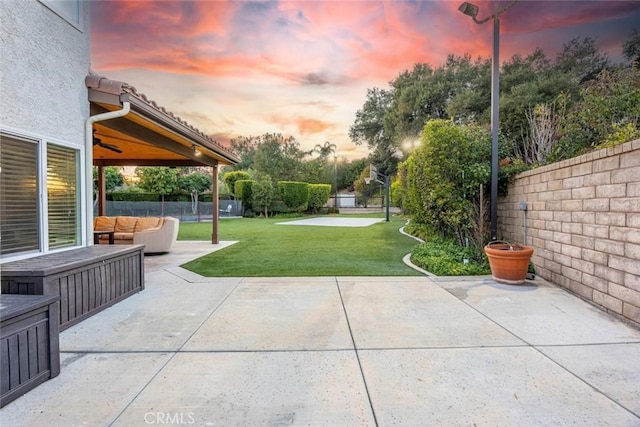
(94, 216), (116, 232)
(113, 232), (134, 240)
(115, 216), (137, 233)
(134, 217), (162, 232)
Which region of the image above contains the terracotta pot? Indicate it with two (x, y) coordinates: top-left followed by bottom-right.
(484, 242), (534, 285)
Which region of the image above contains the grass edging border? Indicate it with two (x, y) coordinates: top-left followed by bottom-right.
(399, 223), (437, 277)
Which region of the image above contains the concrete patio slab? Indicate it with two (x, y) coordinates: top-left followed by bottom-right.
(60, 275), (240, 352)
(438, 277), (640, 345)
(113, 351), (375, 426)
(2, 240), (639, 426)
(276, 217), (384, 227)
(360, 347), (639, 426)
(144, 240), (238, 272)
(183, 280), (354, 351)
(0, 352), (172, 426)
(339, 278), (525, 348)
(539, 343), (640, 415)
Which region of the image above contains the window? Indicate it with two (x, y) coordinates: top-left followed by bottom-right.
(0, 134), (40, 256)
(47, 144), (80, 249)
(0, 131), (82, 259)
(39, 0), (82, 30)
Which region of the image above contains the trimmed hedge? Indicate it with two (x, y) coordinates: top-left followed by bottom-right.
(278, 181), (309, 211)
(235, 180), (255, 212)
(307, 184), (331, 212)
(109, 192), (160, 202)
(224, 171), (251, 197)
(108, 191), (214, 202)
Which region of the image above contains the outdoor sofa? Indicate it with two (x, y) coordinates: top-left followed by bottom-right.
(93, 216), (179, 253)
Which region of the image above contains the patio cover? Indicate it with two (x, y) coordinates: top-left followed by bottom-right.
(86, 73), (239, 243)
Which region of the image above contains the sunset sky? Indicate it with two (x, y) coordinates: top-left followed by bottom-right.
(89, 1), (640, 160)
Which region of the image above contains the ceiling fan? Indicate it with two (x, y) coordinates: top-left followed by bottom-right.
(93, 130), (122, 153)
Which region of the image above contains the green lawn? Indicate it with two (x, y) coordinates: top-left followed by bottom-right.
(179, 215), (421, 277)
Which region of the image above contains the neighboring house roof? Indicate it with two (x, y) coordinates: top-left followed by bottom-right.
(87, 73), (239, 167)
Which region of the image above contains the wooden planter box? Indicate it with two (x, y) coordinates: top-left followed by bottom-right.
(1, 294), (60, 407)
(1, 245), (144, 331)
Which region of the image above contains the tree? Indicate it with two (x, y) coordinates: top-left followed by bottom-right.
(349, 87), (391, 147)
(227, 136), (259, 171)
(178, 170), (212, 194)
(350, 56), (492, 175)
(340, 158), (367, 189)
(313, 141), (336, 158)
(349, 87), (398, 175)
(516, 96), (567, 165)
(251, 173), (275, 218)
(312, 141), (337, 197)
(555, 67), (640, 159)
(252, 134), (308, 182)
(555, 36), (609, 84)
(622, 28), (640, 66)
(104, 166), (124, 191)
(93, 166), (124, 192)
(135, 167), (179, 215)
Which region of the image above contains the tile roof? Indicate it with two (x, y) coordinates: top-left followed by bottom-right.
(86, 72), (237, 160)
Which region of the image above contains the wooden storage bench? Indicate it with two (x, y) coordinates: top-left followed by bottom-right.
(1, 294), (60, 408)
(1, 245), (144, 331)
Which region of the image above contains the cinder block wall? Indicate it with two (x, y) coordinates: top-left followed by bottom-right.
(498, 138), (640, 327)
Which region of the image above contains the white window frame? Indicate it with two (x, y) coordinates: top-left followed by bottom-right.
(38, 0), (83, 32)
(0, 126), (87, 263)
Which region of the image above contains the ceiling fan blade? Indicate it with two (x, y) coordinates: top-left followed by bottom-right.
(100, 142), (123, 154)
(93, 135), (123, 154)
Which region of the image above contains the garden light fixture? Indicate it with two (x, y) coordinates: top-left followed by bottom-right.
(458, 0), (518, 241)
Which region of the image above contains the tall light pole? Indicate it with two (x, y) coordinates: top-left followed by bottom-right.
(459, 0), (518, 241)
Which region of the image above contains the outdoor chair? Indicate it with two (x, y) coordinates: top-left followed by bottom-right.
(220, 204), (233, 216)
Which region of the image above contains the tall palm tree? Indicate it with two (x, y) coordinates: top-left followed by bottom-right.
(313, 141), (338, 208)
(314, 141), (336, 158)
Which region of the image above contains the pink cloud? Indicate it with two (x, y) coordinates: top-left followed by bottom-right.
(89, 1), (640, 161)
(268, 114), (336, 136)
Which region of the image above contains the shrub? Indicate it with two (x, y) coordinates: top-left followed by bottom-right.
(235, 180), (255, 212)
(410, 237), (490, 276)
(553, 67), (640, 161)
(252, 173), (275, 218)
(307, 184), (332, 212)
(278, 181), (309, 211)
(109, 191), (160, 202)
(269, 199), (297, 215)
(404, 120), (490, 247)
(224, 171), (251, 197)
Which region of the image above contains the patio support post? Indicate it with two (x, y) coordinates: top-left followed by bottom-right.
(211, 163), (219, 244)
(97, 166), (106, 216)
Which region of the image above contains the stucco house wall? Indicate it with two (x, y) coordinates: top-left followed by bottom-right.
(1, 0), (90, 142)
(1, 0), (91, 261)
(498, 139), (640, 327)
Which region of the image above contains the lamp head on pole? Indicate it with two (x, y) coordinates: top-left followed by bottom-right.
(458, 0), (518, 25)
(458, 2), (479, 19)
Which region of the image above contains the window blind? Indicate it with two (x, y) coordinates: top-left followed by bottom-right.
(47, 143), (79, 249)
(0, 133), (40, 256)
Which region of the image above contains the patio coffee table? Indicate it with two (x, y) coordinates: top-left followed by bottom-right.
(93, 231), (115, 244)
